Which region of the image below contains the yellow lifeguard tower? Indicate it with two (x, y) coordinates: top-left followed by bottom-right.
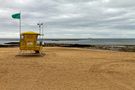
(20, 31), (43, 54)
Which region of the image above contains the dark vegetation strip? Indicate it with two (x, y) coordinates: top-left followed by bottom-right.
(1, 42), (135, 52)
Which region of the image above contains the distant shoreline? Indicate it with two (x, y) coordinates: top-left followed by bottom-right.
(1, 38), (135, 45)
(0, 41), (135, 52)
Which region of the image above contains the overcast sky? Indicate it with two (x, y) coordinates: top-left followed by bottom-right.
(0, 0), (135, 38)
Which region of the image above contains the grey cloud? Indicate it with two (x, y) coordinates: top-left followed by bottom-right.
(105, 0), (135, 8)
(0, 0), (135, 38)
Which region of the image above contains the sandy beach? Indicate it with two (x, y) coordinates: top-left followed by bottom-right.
(0, 47), (135, 90)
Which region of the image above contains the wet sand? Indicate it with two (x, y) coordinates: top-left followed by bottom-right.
(0, 47), (135, 90)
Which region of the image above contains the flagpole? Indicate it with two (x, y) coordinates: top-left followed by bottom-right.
(19, 11), (21, 48)
(19, 11), (21, 37)
(12, 12), (22, 47)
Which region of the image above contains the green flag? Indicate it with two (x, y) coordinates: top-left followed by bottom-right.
(12, 13), (20, 19)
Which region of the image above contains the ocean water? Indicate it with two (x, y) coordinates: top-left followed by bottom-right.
(0, 38), (135, 45)
(45, 39), (135, 45)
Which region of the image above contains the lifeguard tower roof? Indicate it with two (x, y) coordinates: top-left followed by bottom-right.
(21, 31), (40, 35)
